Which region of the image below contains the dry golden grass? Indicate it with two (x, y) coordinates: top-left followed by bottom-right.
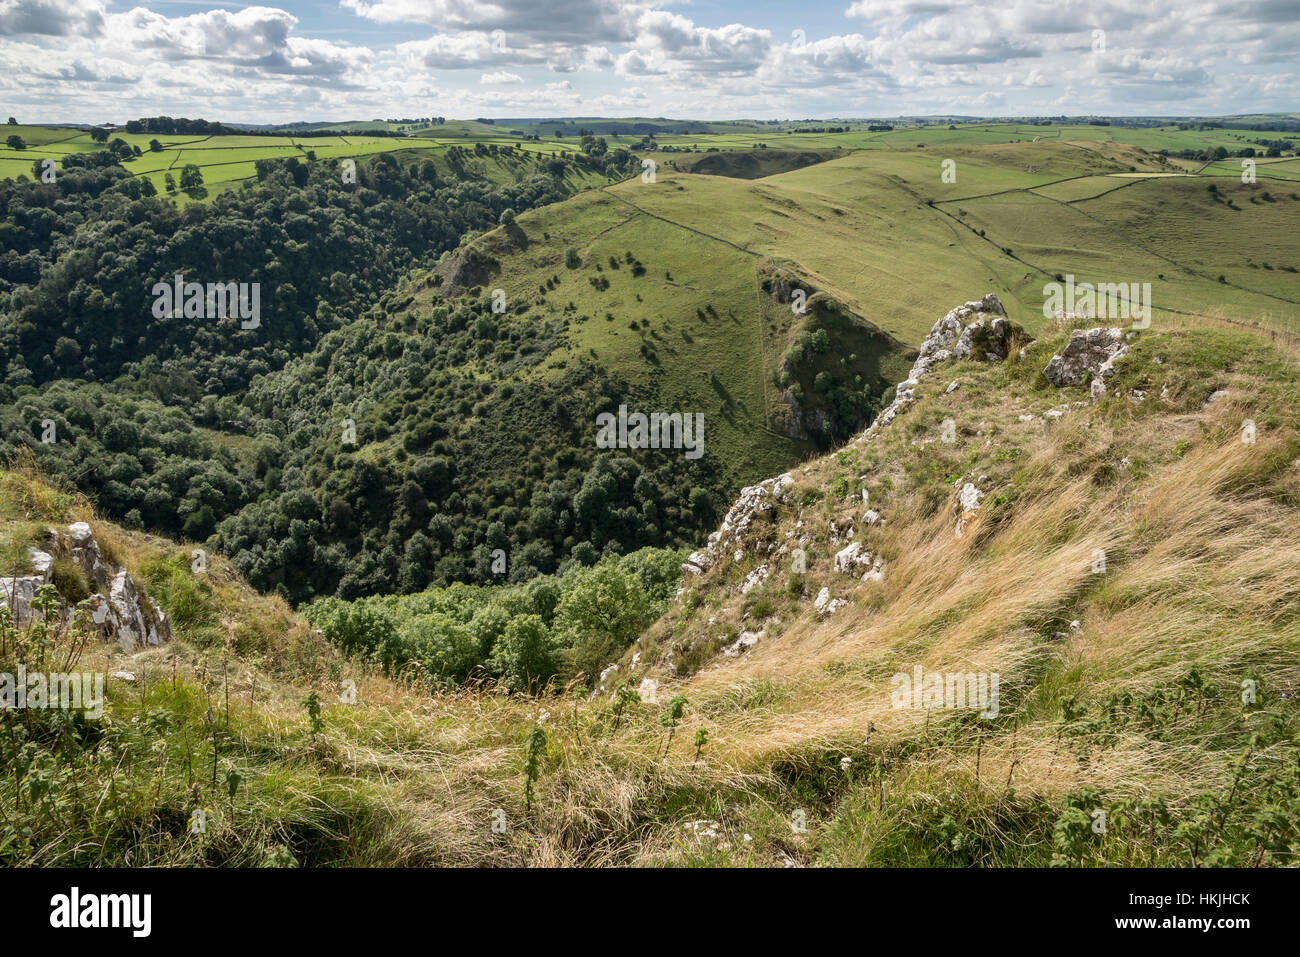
(642, 322), (1300, 824)
(4, 322), (1297, 867)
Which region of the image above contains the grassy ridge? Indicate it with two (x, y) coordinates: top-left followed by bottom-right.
(405, 182), (913, 486)
(3, 318), (1297, 866)
(585, 141), (1299, 342)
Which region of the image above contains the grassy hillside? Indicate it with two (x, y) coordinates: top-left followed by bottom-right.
(628, 312), (1300, 865)
(593, 143), (1299, 343)
(410, 176), (920, 461)
(4, 311), (1297, 866)
(671, 148), (847, 179)
(6, 117), (1296, 201)
(5, 122), (1298, 611)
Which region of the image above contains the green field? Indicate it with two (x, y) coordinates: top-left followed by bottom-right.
(353, 123), (1300, 506)
(594, 138), (1299, 342)
(5, 117), (1296, 343)
(5, 118), (1297, 199)
(0, 123), (603, 197)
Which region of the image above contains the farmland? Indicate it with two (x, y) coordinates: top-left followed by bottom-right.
(2, 113), (1298, 606)
(0, 122), (602, 198)
(412, 128), (1299, 354)
(4, 117), (1298, 201)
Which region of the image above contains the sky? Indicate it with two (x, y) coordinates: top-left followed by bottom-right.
(0, 0), (1296, 123)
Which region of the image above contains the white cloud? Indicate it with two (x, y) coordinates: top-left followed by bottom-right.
(342, 0), (647, 44)
(0, 0), (1293, 122)
(846, 0), (962, 18)
(0, 0), (103, 37)
(104, 6), (369, 78)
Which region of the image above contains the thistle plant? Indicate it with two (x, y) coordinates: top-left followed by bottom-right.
(661, 695), (687, 757)
(693, 727), (709, 766)
(609, 681), (640, 734)
(301, 691), (323, 738)
(523, 724), (547, 814)
(19, 583), (60, 666)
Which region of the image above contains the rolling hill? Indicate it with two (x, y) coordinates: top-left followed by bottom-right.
(4, 123), (1299, 611)
(4, 299), (1297, 867)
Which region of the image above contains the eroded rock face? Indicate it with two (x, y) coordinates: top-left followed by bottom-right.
(0, 546), (54, 626)
(1043, 328), (1128, 388)
(869, 294), (1018, 435)
(955, 483), (985, 539)
(813, 586), (846, 617)
(66, 521), (112, 590)
(740, 565), (770, 595)
(108, 570), (171, 650)
(0, 575), (44, 626)
(833, 541), (885, 582)
(683, 295), (1024, 594)
(0, 523), (172, 649)
(28, 549), (54, 580)
(694, 472), (795, 576)
(677, 295), (1021, 662)
(912, 294), (1010, 373)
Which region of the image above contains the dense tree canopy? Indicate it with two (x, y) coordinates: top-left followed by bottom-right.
(0, 148), (583, 391)
(0, 144), (716, 606)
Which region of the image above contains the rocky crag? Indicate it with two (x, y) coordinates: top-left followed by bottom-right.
(1, 521), (172, 649)
(667, 294), (1130, 666)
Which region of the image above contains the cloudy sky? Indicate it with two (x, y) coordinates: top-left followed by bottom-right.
(1, 0), (1296, 123)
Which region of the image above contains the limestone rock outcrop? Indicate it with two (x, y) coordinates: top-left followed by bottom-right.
(0, 522), (172, 649)
(681, 296), (1025, 592)
(1043, 327), (1128, 388)
(867, 294), (1016, 435)
(677, 296), (1024, 656)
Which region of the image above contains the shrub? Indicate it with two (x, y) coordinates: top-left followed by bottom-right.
(489, 614), (560, 692)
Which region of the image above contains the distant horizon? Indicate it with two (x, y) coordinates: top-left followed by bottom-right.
(16, 112), (1300, 130)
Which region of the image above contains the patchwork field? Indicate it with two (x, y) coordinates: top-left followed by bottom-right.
(0, 123), (605, 197)
(5, 118), (1297, 198)
(554, 141), (1295, 343)
(4, 118), (1296, 344)
(366, 125), (1298, 525)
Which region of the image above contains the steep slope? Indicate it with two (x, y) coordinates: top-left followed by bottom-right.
(414, 185), (916, 468)
(4, 294), (1297, 867)
(672, 148), (847, 179)
(624, 300), (1294, 868)
(613, 298), (1300, 865)
(0, 150), (647, 604)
